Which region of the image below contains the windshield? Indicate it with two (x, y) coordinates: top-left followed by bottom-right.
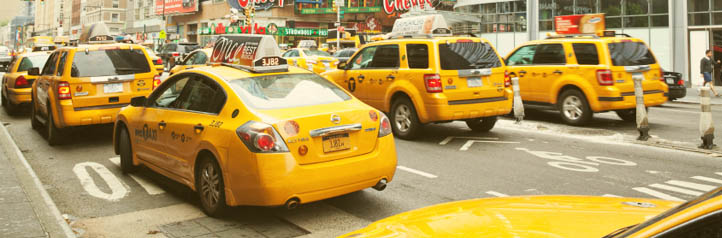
(71, 49), (151, 77)
(180, 44), (200, 53)
(229, 73), (351, 110)
(334, 50), (356, 58)
(608, 42), (657, 66)
(18, 55), (50, 72)
(438, 42), (502, 70)
(303, 50), (331, 57)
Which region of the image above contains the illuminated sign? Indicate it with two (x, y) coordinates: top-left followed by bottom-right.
(554, 13), (605, 35)
(155, 0), (199, 16)
(383, 0), (432, 15)
(210, 34), (288, 73)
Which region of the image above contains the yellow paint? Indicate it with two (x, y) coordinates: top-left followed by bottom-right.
(169, 48), (213, 75)
(283, 48), (339, 74)
(2, 52), (49, 105)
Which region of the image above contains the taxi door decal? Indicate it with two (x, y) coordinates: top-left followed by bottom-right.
(348, 77), (356, 92)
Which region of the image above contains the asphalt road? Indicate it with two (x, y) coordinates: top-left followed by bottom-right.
(1, 71), (721, 237)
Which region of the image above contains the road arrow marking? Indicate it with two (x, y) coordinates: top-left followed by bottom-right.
(632, 187), (684, 201)
(397, 166), (438, 178)
(109, 157), (165, 195)
(439, 136), (498, 145)
(460, 140), (520, 151)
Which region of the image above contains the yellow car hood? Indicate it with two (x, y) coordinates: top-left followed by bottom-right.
(341, 196), (681, 238)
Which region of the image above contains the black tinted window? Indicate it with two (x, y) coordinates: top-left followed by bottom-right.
(608, 42), (657, 66)
(41, 52), (58, 75)
(407, 44), (429, 69)
(194, 52), (207, 64)
(572, 43), (599, 65)
(181, 44), (200, 53)
(174, 77), (225, 114)
(71, 49), (150, 77)
(439, 42), (502, 69)
(151, 75), (191, 108)
(56, 52), (68, 76)
(17, 55), (50, 72)
(533, 44), (566, 64)
(369, 45), (399, 68)
(656, 211), (722, 238)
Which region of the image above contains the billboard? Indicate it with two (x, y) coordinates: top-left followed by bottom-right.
(155, 0), (199, 16)
(554, 13), (605, 35)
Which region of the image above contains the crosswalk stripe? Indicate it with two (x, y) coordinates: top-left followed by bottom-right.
(485, 191), (508, 197)
(649, 184), (703, 196)
(665, 180), (717, 192)
(633, 187), (685, 201)
(602, 194), (621, 197)
(109, 157), (166, 195)
(692, 176), (722, 184)
(716, 172), (722, 177)
(396, 166), (438, 179)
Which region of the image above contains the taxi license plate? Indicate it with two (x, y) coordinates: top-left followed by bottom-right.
(666, 78), (674, 84)
(104, 83), (123, 94)
(322, 133), (350, 153)
(467, 77), (482, 88)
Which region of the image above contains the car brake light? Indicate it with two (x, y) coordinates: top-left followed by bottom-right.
(369, 110), (378, 122)
(677, 79), (684, 86)
(504, 70), (511, 88)
(58, 81), (71, 100)
(153, 75), (161, 90)
(236, 121), (289, 153)
(424, 74), (442, 93)
(155, 58), (163, 65)
(378, 113), (392, 137)
(596, 69), (614, 86)
(172, 52), (180, 57)
(658, 69), (664, 82)
(14, 76), (29, 88)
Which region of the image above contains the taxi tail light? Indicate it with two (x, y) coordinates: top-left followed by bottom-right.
(378, 113), (392, 137)
(596, 69), (614, 86)
(57, 81), (71, 100)
(15, 76), (30, 88)
(424, 74), (442, 93)
(677, 79), (685, 86)
(154, 58), (163, 65)
(236, 121), (289, 153)
(504, 70), (511, 88)
(152, 75), (161, 90)
(658, 69), (665, 82)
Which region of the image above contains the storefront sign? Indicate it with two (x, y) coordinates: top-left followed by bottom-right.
(154, 0), (199, 16)
(355, 16), (382, 33)
(266, 23), (279, 35)
(228, 0), (284, 10)
(391, 14), (449, 36)
(554, 13), (605, 35)
(300, 6), (381, 14)
(383, 0), (432, 15)
(215, 23), (227, 34)
(274, 28), (328, 37)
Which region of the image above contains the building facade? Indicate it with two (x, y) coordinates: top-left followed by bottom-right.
(81, 0), (127, 35)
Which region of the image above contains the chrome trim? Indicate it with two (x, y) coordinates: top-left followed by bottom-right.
(457, 68), (492, 78)
(624, 65), (651, 73)
(309, 124), (363, 137)
(90, 74), (136, 83)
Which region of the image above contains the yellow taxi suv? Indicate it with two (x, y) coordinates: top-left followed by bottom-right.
(29, 31), (161, 146)
(505, 32), (668, 125)
(322, 14), (512, 140)
(281, 47), (338, 74)
(342, 188), (722, 238)
(113, 35), (397, 217)
(169, 48), (213, 75)
(2, 52), (51, 114)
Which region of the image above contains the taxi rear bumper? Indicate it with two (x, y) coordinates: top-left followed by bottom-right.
(7, 87), (32, 105)
(423, 93), (513, 122)
(57, 100), (126, 127)
(595, 90), (667, 111)
(224, 135), (397, 207)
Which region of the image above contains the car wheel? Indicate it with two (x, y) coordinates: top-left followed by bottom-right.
(558, 89), (592, 126)
(466, 116), (498, 132)
(46, 104), (64, 146)
(119, 126), (138, 174)
(30, 97), (41, 130)
(615, 109), (636, 122)
(390, 97), (422, 140)
(196, 155), (227, 217)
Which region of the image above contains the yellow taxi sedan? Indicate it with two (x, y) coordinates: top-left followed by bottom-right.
(168, 48), (213, 75)
(281, 48), (338, 74)
(342, 188), (722, 238)
(113, 35), (397, 216)
(2, 52), (50, 114)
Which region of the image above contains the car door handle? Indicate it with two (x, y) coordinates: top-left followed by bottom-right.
(553, 70), (563, 75)
(386, 75), (395, 81)
(518, 70), (527, 77)
(357, 75), (364, 83)
(194, 123), (204, 134)
(158, 121), (166, 130)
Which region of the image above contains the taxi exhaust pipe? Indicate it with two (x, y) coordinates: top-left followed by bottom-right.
(372, 179), (387, 191)
(284, 198), (300, 210)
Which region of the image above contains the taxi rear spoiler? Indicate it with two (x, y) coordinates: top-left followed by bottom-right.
(457, 68), (492, 78)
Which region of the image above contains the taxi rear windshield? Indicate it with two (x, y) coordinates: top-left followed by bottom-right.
(439, 42), (502, 70)
(71, 49), (150, 77)
(229, 73), (351, 110)
(608, 42), (657, 66)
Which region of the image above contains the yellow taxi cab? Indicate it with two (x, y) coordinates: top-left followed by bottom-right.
(322, 14), (512, 140)
(1, 52), (51, 113)
(168, 48), (213, 75)
(143, 46), (165, 75)
(281, 46), (338, 74)
(29, 25), (161, 145)
(341, 188), (722, 237)
(113, 34), (397, 216)
(25, 36), (54, 49)
(505, 31), (668, 125)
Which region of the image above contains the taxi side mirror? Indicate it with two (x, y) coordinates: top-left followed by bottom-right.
(337, 61), (347, 70)
(130, 96), (147, 107)
(27, 67), (40, 76)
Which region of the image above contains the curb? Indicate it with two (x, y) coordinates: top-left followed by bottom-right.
(0, 122), (76, 238)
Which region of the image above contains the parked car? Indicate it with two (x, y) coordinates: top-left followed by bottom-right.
(158, 42), (200, 71)
(0, 46), (11, 71)
(663, 71), (686, 101)
(332, 48), (358, 63)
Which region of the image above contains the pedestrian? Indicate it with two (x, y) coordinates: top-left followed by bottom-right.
(701, 50), (720, 97)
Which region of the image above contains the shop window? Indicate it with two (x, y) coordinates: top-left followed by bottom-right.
(540, 20), (553, 31)
(624, 16), (649, 27)
(689, 13), (711, 26)
(689, 0), (710, 12)
(555, 0), (573, 16)
(606, 17), (622, 28)
(652, 0), (668, 13)
(575, 0), (597, 14)
(650, 15), (669, 27)
(625, 0), (648, 15)
(713, 12), (722, 25)
(539, 0), (553, 20)
(601, 0), (621, 16)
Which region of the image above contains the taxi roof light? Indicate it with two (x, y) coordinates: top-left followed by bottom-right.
(390, 14), (452, 39)
(210, 34), (289, 73)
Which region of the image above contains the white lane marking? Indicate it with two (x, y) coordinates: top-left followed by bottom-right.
(650, 107), (698, 114)
(692, 176), (722, 184)
(717, 172), (722, 177)
(646, 170), (660, 174)
(602, 194), (621, 197)
(485, 191), (509, 197)
(633, 187), (685, 201)
(73, 162), (129, 201)
(109, 157), (165, 195)
(459, 140), (520, 151)
(439, 136), (498, 145)
(397, 166), (438, 179)
(585, 156), (636, 166)
(665, 180), (717, 192)
(649, 183), (703, 196)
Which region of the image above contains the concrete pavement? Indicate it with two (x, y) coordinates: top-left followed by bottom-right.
(675, 86), (722, 105)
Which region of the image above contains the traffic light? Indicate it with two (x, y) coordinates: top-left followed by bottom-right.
(245, 8), (251, 26)
(250, 7), (255, 18)
(331, 0), (337, 11)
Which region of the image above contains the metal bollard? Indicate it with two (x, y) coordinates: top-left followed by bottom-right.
(699, 87), (715, 149)
(634, 76), (650, 141)
(511, 77), (524, 123)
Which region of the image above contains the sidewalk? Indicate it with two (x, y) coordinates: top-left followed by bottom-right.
(0, 123), (75, 238)
(674, 86), (722, 105)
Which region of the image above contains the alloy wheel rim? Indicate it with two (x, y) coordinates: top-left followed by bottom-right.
(562, 96), (583, 120)
(394, 104), (411, 132)
(200, 163), (220, 209)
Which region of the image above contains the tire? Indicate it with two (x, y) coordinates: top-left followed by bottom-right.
(558, 89), (593, 126)
(46, 104), (64, 146)
(615, 109), (636, 122)
(196, 156), (227, 217)
(119, 126), (138, 174)
(390, 97), (422, 140)
(466, 116), (498, 132)
(30, 97), (41, 130)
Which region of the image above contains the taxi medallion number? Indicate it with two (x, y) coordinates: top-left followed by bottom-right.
(467, 77), (483, 88)
(104, 83), (123, 94)
(262, 57), (280, 66)
(322, 133), (351, 153)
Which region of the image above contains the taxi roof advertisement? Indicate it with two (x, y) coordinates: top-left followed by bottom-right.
(391, 14), (450, 36)
(210, 34), (287, 72)
(554, 13), (605, 35)
(155, 0), (199, 16)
